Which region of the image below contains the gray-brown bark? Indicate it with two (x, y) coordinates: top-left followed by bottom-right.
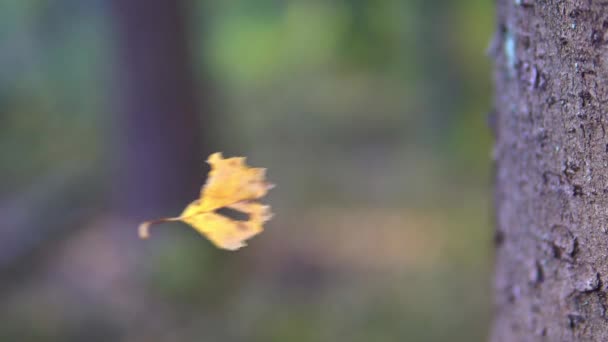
(492, 1), (608, 341)
(108, 0), (210, 220)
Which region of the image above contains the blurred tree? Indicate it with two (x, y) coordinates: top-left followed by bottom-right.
(492, 1), (608, 340)
(109, 0), (211, 220)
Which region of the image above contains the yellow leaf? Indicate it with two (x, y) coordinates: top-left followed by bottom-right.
(138, 152), (274, 250)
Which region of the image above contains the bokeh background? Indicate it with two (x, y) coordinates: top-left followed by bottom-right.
(0, 0), (494, 341)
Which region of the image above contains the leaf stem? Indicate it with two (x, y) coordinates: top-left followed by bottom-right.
(138, 217), (181, 239)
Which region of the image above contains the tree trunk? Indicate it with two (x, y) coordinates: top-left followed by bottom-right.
(492, 1), (608, 341)
(109, 0), (211, 220)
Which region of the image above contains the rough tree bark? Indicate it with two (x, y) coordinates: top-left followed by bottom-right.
(492, 1), (608, 341)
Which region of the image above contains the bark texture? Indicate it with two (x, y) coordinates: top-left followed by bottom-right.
(492, 1), (608, 341)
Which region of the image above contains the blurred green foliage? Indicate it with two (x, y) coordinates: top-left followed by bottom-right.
(0, 0), (494, 341)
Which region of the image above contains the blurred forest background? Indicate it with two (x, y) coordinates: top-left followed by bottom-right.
(0, 0), (494, 341)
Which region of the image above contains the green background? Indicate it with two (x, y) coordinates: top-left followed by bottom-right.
(0, 1), (494, 341)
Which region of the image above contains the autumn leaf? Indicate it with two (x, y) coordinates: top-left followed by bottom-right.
(138, 152), (274, 250)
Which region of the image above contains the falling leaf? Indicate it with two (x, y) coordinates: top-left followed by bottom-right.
(138, 152), (274, 250)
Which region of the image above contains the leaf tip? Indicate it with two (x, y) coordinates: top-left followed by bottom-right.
(207, 152), (223, 164)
